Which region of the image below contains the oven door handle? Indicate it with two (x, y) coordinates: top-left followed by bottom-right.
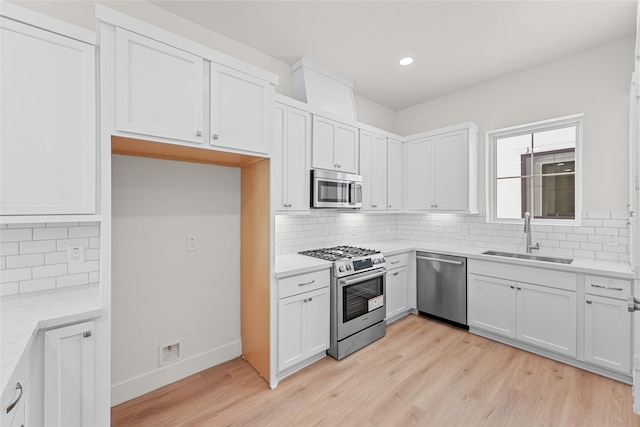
(340, 270), (386, 286)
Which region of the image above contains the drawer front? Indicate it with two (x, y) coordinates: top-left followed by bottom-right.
(585, 275), (631, 299)
(386, 253), (408, 269)
(279, 269), (330, 299)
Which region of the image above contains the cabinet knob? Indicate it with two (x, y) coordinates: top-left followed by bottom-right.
(371, 204), (377, 208)
(516, 286), (522, 290)
(586, 300), (593, 304)
(388, 205), (392, 208)
(196, 131), (202, 137)
(510, 285), (515, 289)
(83, 330), (92, 338)
(212, 134), (219, 140)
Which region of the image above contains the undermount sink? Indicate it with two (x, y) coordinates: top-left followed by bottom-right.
(482, 250), (574, 265)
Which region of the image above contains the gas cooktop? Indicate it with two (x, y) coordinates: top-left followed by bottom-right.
(299, 245), (385, 278)
(299, 245), (380, 262)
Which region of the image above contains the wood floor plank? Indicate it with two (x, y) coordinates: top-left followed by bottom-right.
(112, 315), (640, 426)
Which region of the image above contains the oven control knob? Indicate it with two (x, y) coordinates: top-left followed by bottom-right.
(339, 265), (345, 272)
(347, 265), (352, 270)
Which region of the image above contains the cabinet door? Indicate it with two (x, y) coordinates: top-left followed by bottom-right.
(403, 138), (434, 210)
(334, 123), (359, 173)
(44, 321), (95, 427)
(584, 295), (631, 373)
(211, 63), (272, 154)
(387, 139), (402, 210)
(286, 108), (312, 210)
(386, 268), (407, 319)
(359, 130), (386, 209)
(1, 18), (96, 215)
(115, 27), (204, 144)
(434, 130), (468, 210)
(516, 282), (577, 357)
(312, 116), (336, 171)
(278, 294), (305, 371)
(305, 287), (330, 356)
(468, 274), (516, 338)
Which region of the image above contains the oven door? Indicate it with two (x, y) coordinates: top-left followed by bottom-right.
(336, 268), (386, 340)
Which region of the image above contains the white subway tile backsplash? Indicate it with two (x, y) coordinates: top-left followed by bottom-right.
(0, 223), (100, 295)
(0, 228), (32, 242)
(6, 253), (44, 269)
(33, 227), (68, 240)
(20, 277), (56, 293)
(19, 240), (56, 254)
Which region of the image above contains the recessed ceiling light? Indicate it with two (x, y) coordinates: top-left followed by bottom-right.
(399, 57), (414, 66)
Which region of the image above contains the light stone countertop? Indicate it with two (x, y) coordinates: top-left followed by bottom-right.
(1, 284), (102, 393)
(276, 239), (635, 279)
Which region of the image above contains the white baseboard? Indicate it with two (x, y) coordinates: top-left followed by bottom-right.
(111, 339), (242, 406)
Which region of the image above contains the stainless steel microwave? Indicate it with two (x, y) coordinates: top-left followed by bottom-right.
(311, 169), (363, 209)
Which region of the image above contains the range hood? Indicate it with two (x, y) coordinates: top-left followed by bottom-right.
(291, 58), (357, 121)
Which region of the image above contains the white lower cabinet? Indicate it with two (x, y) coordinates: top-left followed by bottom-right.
(278, 270), (330, 372)
(385, 253), (409, 321)
(516, 282), (577, 357)
(44, 321), (95, 427)
(1, 352), (29, 427)
(583, 275), (631, 374)
(468, 261), (578, 359)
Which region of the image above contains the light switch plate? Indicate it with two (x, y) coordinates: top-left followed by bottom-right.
(187, 236), (197, 252)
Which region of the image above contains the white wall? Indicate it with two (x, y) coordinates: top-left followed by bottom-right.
(353, 94), (398, 134)
(397, 37), (635, 212)
(110, 155), (241, 404)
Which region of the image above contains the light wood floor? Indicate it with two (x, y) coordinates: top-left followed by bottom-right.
(112, 315), (640, 426)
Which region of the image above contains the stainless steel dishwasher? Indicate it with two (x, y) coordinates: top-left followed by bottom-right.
(416, 252), (468, 328)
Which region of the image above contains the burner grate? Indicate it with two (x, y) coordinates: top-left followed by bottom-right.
(299, 245), (380, 261)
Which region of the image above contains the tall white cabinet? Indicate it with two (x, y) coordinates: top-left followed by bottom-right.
(359, 130), (387, 210)
(273, 100), (312, 212)
(1, 17), (96, 215)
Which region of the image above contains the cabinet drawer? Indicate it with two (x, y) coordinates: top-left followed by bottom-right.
(279, 269), (330, 299)
(585, 275), (630, 299)
(386, 253), (408, 269)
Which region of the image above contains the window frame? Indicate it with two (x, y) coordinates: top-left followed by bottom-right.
(486, 114), (583, 226)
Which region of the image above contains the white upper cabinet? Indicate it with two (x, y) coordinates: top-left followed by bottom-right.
(1, 17), (96, 215)
(403, 124), (478, 213)
(115, 27), (204, 144)
(210, 64), (273, 154)
(273, 102), (311, 211)
(359, 130), (387, 210)
(312, 116), (358, 173)
(387, 138), (402, 210)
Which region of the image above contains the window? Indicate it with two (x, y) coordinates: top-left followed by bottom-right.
(488, 115), (582, 224)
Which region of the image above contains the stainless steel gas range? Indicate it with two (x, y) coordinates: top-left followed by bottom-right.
(299, 245), (386, 360)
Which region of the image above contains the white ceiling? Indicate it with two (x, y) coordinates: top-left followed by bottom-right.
(150, 1), (637, 111)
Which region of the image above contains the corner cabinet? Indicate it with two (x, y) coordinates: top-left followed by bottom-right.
(115, 27), (205, 144)
(277, 270), (330, 373)
(583, 275), (631, 374)
(387, 138), (403, 210)
(1, 17), (96, 215)
(44, 321), (95, 427)
(312, 115), (359, 173)
(359, 130), (387, 210)
(403, 123), (478, 213)
(273, 102), (311, 212)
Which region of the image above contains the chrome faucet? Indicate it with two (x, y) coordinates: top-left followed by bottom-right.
(524, 212), (540, 253)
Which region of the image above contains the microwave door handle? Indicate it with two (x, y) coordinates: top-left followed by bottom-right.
(349, 181), (356, 205)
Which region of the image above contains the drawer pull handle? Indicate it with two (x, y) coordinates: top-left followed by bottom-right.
(586, 300), (593, 304)
(298, 280), (315, 287)
(390, 260), (400, 265)
(510, 285), (515, 289)
(83, 330), (92, 338)
(590, 284), (623, 291)
(393, 272), (399, 276)
(6, 382), (22, 414)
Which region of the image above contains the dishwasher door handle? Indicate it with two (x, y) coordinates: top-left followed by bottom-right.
(417, 256), (464, 266)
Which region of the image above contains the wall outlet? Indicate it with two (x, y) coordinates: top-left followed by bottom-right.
(606, 233), (618, 246)
(159, 340), (183, 367)
(187, 236), (197, 252)
(67, 246), (84, 264)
